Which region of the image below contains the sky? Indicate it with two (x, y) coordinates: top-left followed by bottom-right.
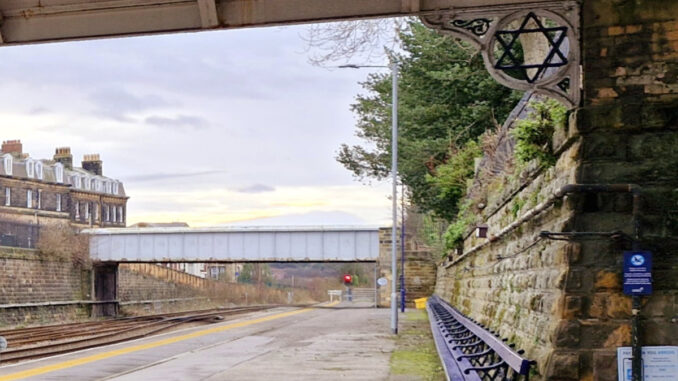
(0, 25), (393, 227)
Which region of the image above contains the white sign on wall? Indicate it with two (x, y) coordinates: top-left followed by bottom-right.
(617, 346), (678, 381)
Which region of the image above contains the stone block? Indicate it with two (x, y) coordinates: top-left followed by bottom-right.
(546, 351), (580, 380)
(553, 320), (581, 348)
(593, 352), (619, 381)
(594, 271), (621, 290)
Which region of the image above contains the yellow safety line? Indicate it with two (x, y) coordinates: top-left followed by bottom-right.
(0, 303), (338, 381)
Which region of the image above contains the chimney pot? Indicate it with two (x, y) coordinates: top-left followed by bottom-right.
(1, 140), (22, 155)
(54, 146), (73, 170)
(82, 154), (103, 176)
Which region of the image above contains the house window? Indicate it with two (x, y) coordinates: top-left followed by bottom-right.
(105, 205), (109, 221)
(37, 190), (42, 209)
(36, 162), (43, 180)
(94, 203), (99, 222)
(112, 182), (119, 195)
(118, 206), (124, 224)
(2, 155), (11, 176)
(85, 202), (90, 220)
(26, 160), (34, 178)
(105, 181), (112, 194)
(112, 205), (117, 223)
(56, 194), (62, 212)
(55, 163), (64, 183)
(4, 188), (10, 206)
(27, 190), (32, 208)
(73, 176), (81, 189)
(75, 201), (80, 219)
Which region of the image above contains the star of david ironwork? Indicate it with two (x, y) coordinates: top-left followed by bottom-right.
(494, 12), (568, 83)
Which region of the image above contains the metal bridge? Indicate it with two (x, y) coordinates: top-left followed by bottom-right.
(85, 226), (380, 262)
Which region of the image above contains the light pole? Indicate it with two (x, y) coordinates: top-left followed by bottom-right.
(339, 62), (399, 334)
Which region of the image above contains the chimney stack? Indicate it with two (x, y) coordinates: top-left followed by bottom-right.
(82, 154), (103, 176)
(54, 147), (73, 170)
(1, 140), (22, 156)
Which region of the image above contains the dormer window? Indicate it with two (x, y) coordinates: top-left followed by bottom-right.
(83, 176), (90, 190)
(2, 155), (12, 176)
(112, 182), (119, 195)
(90, 178), (96, 191)
(72, 175), (81, 189)
(55, 163), (64, 183)
(35, 162), (43, 180)
(26, 159), (35, 178)
(105, 181), (112, 194)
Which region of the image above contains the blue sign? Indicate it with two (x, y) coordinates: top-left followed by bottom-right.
(623, 251), (652, 296)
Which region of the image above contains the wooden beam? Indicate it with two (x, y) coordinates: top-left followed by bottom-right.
(0, 0), (565, 45)
(197, 0), (219, 28)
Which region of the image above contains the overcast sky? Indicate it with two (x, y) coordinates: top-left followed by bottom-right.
(0, 25), (393, 227)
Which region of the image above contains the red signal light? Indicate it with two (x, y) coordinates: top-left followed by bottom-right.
(343, 274), (352, 285)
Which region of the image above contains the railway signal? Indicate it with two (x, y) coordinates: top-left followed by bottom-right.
(343, 274), (352, 285)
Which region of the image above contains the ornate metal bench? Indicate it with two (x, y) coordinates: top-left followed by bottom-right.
(427, 295), (535, 381)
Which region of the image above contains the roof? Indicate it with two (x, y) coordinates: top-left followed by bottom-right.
(0, 153), (126, 197)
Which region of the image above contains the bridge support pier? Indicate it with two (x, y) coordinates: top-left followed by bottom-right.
(92, 263), (119, 317)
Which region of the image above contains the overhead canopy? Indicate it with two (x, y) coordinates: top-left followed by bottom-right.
(0, 0), (561, 45)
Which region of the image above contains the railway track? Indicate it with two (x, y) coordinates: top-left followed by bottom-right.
(0, 305), (293, 364)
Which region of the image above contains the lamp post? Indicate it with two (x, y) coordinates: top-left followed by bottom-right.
(339, 62), (399, 334)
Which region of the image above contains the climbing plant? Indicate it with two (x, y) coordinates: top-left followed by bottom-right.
(511, 98), (567, 168)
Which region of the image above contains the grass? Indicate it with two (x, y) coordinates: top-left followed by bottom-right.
(388, 309), (445, 381)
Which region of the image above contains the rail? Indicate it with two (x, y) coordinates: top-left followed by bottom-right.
(427, 295), (535, 381)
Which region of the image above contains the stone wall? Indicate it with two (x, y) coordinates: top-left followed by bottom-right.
(377, 228), (437, 308)
(118, 263), (297, 315)
(433, 1), (678, 379)
(0, 247), (91, 327)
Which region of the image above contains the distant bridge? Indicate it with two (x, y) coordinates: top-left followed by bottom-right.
(85, 226), (381, 263)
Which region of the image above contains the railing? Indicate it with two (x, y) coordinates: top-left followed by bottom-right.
(427, 295), (535, 381)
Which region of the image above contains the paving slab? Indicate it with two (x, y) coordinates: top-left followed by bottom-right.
(0, 303), (395, 381)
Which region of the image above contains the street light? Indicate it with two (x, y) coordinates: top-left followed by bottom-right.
(339, 62), (399, 334)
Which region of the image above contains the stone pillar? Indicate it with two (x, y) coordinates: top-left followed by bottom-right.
(93, 263), (118, 317)
(550, 1), (678, 379)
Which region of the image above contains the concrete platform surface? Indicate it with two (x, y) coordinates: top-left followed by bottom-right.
(0, 302), (395, 381)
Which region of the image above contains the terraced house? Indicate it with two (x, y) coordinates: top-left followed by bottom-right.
(0, 140), (127, 248)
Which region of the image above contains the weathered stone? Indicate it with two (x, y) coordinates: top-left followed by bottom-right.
(593, 352), (619, 381)
(603, 324), (631, 348)
(594, 271), (621, 290)
(545, 352), (580, 380)
(553, 320), (581, 348)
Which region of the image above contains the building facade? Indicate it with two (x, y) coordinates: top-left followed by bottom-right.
(0, 140), (128, 247)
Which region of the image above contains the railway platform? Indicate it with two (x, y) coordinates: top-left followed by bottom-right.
(0, 302), (394, 381)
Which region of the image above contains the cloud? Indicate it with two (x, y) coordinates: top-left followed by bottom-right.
(89, 87), (172, 122)
(125, 170), (224, 183)
(145, 115), (210, 130)
(234, 184), (276, 193)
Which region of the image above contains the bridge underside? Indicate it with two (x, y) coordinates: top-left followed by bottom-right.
(86, 227), (380, 263)
(0, 0), (560, 45)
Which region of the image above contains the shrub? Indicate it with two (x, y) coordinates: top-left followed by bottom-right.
(37, 223), (90, 267)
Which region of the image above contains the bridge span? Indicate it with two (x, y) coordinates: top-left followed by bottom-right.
(85, 226), (380, 263)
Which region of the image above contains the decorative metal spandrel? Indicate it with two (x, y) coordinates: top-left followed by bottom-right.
(420, 1), (580, 108)
(451, 18), (492, 37)
(493, 12), (568, 83)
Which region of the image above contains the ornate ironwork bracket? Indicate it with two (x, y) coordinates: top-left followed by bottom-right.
(421, 1), (580, 108)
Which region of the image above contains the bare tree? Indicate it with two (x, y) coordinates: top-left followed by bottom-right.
(301, 18), (409, 66)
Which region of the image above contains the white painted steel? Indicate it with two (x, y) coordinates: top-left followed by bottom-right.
(85, 226), (380, 262)
(0, 0), (562, 46)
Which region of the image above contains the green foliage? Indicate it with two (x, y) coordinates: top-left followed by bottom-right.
(511, 197), (526, 218)
(337, 21), (521, 221)
(237, 263), (272, 285)
(442, 201), (476, 252)
(426, 140), (482, 218)
(512, 98), (567, 168)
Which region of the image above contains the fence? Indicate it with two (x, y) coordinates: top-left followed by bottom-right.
(0, 220), (40, 249)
